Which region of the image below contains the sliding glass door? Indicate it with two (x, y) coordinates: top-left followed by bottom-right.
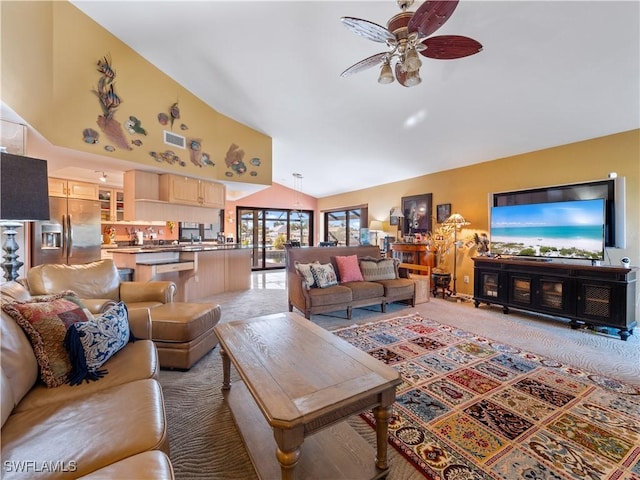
(238, 208), (313, 270)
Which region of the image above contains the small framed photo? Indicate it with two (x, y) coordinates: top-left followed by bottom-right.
(436, 204), (451, 223)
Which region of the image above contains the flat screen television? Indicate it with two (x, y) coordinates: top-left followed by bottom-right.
(490, 198), (605, 260)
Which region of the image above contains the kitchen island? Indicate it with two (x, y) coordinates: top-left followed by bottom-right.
(109, 244), (251, 302)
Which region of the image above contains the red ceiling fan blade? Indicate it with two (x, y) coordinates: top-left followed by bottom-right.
(341, 17), (396, 44)
(420, 35), (482, 59)
(340, 52), (388, 77)
(408, 0), (459, 38)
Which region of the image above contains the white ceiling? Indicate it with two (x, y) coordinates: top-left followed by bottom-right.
(7, 1), (640, 199)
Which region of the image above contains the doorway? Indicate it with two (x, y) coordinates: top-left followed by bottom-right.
(238, 208), (313, 270)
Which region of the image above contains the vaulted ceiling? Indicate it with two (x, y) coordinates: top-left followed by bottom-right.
(9, 1), (640, 198)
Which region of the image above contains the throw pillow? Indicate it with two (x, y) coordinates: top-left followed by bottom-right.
(335, 255), (364, 283)
(1, 291), (91, 387)
(64, 301), (131, 386)
(294, 261), (320, 289)
(310, 263), (339, 288)
(359, 257), (398, 281)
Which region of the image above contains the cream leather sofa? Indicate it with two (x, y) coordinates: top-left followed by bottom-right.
(0, 281), (174, 479)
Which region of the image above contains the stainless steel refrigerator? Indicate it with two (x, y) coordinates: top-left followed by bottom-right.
(31, 196), (102, 266)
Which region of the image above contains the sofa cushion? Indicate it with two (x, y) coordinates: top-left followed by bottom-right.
(307, 285), (352, 307)
(294, 261), (320, 289)
(77, 451), (174, 479)
(27, 260), (121, 301)
(1, 379), (168, 480)
(65, 302), (131, 385)
(335, 255), (364, 283)
(344, 281), (384, 301)
(13, 340), (159, 413)
(359, 257), (398, 281)
(376, 278), (415, 298)
(310, 263), (339, 288)
(1, 292), (91, 388)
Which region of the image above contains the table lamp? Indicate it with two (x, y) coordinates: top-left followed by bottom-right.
(369, 220), (383, 247)
(1, 153), (50, 281)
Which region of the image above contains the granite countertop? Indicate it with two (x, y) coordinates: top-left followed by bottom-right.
(107, 243), (242, 254)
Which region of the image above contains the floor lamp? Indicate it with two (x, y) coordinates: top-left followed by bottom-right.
(443, 212), (470, 296)
(1, 153), (50, 282)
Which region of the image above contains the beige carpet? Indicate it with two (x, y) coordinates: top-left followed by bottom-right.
(159, 278), (639, 479)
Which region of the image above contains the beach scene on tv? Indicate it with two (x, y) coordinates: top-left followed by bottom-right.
(490, 199), (605, 260)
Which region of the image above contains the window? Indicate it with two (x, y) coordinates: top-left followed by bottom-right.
(323, 206), (368, 246)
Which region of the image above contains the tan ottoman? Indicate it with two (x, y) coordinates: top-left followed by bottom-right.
(149, 303), (221, 370)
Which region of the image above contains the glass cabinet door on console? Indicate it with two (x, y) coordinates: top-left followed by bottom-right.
(474, 268), (506, 306)
(509, 276), (532, 307)
(536, 277), (570, 314)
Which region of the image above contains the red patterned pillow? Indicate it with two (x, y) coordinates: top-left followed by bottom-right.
(2, 291), (91, 387)
(335, 255), (364, 283)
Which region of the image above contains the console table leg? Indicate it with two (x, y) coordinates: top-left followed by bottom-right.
(220, 348), (231, 390)
(373, 405), (391, 470)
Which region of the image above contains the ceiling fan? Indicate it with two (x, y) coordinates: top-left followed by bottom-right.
(340, 0), (482, 87)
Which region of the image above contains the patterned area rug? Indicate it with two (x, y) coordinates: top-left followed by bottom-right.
(332, 313), (640, 480)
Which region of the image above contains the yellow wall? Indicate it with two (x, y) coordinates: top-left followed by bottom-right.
(318, 130), (640, 299)
(1, 1), (272, 186)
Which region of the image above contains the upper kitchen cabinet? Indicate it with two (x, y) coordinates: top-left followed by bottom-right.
(159, 174), (225, 208)
(48, 178), (98, 200)
(99, 188), (124, 222)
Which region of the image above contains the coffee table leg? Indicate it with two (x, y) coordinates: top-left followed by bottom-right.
(373, 405), (391, 470)
(220, 347), (231, 390)
(273, 426), (303, 480)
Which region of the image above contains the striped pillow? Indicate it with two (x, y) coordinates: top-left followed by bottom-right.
(359, 257), (398, 281)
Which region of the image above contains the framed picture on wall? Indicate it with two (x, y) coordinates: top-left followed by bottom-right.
(401, 194), (433, 235)
(436, 203), (451, 223)
(390, 208), (399, 225)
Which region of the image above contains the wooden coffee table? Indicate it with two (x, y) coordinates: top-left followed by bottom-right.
(214, 312), (402, 480)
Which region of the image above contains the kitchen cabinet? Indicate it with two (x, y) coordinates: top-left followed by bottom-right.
(48, 178), (98, 200)
(159, 174), (225, 208)
(473, 257), (637, 340)
(99, 188), (124, 222)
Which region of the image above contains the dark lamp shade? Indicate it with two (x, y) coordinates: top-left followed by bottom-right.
(1, 153), (50, 220)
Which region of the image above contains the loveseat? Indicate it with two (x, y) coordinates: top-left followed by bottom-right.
(25, 260), (221, 370)
(286, 245), (415, 319)
(0, 281), (173, 479)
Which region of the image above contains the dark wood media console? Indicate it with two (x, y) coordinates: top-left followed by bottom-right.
(472, 257), (637, 340)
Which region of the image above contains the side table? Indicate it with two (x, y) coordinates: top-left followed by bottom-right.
(431, 272), (452, 299)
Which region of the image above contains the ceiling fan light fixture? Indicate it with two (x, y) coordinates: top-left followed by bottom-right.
(404, 70), (422, 87)
(404, 48), (422, 72)
(378, 61), (395, 84)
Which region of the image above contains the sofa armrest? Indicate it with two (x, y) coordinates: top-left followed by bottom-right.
(81, 298), (117, 314)
(119, 281), (176, 305)
(127, 307), (152, 340)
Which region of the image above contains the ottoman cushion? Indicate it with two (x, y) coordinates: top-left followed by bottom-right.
(150, 303), (220, 343)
